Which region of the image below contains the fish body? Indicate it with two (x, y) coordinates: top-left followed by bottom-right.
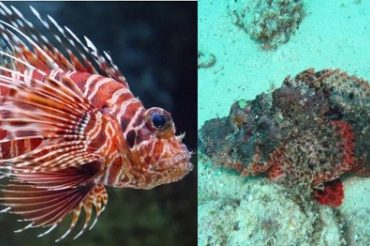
(0, 3), (192, 241)
(200, 68), (370, 208)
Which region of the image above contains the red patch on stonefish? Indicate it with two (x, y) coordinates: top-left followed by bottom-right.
(313, 179), (344, 208)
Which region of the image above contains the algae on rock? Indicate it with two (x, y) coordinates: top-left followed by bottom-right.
(228, 0), (304, 49)
(198, 158), (345, 246)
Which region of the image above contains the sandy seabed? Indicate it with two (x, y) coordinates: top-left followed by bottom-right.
(198, 0), (370, 245)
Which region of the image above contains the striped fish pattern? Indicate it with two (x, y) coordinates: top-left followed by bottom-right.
(0, 3), (192, 242)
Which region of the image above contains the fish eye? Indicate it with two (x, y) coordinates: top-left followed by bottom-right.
(152, 113), (166, 129)
(145, 107), (173, 133)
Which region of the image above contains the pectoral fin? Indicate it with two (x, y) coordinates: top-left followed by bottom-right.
(0, 181), (108, 242)
(313, 179), (344, 208)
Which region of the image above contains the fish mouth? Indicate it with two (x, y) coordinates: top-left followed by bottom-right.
(178, 160), (193, 174)
(173, 153), (193, 172)
(149, 151), (193, 186)
(167, 150), (193, 182)
(177, 144), (193, 170)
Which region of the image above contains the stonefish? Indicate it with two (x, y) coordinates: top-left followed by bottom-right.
(200, 68), (370, 208)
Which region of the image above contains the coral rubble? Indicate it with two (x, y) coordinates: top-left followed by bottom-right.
(199, 68), (370, 207)
(227, 0), (304, 49)
(198, 50), (216, 69)
(198, 157), (346, 245)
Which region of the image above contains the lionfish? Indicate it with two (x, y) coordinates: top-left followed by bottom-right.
(0, 3), (192, 242)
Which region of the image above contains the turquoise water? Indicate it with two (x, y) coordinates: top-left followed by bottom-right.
(198, 0), (370, 245)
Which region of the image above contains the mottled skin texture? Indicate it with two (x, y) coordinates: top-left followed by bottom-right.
(200, 68), (370, 207)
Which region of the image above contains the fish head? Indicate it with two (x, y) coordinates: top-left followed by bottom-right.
(126, 107), (192, 189)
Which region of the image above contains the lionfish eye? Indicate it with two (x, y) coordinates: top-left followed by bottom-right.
(145, 107), (173, 134)
(152, 113), (166, 129)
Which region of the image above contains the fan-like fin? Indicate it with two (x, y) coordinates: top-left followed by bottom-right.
(0, 181), (108, 241)
(0, 67), (115, 173)
(0, 3), (127, 84)
(12, 161), (102, 190)
(313, 179), (344, 208)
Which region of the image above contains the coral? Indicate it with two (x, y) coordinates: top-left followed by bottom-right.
(227, 0), (304, 49)
(341, 178), (370, 245)
(199, 68), (370, 207)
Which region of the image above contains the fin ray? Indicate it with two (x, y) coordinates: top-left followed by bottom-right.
(0, 3), (126, 83)
(0, 181), (108, 241)
(0, 66), (110, 172)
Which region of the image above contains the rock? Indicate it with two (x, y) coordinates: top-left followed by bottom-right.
(227, 0), (304, 49)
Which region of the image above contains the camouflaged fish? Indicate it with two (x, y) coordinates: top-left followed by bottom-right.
(0, 3), (192, 241)
(200, 68), (370, 208)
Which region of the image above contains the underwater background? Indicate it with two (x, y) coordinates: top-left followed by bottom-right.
(199, 0), (370, 245)
(0, 2), (197, 246)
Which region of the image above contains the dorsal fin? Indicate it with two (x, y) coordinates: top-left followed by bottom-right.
(0, 3), (127, 84)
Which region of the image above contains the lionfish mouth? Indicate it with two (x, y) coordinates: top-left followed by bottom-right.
(166, 144), (193, 182)
(173, 148), (193, 171)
